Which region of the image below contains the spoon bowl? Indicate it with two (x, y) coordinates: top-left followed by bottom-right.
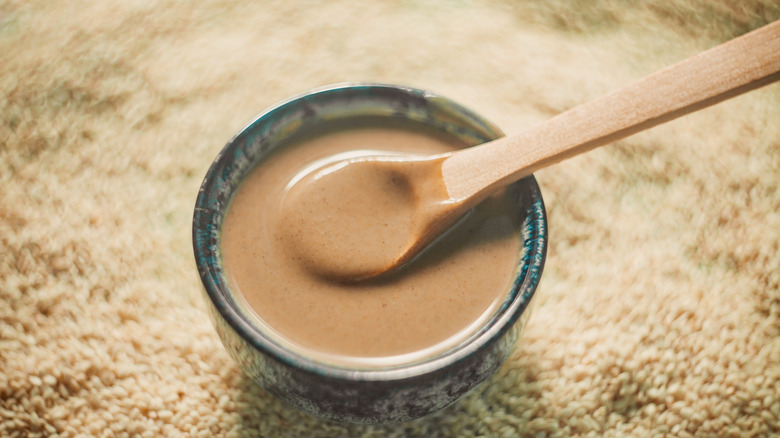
(280, 153), (456, 281)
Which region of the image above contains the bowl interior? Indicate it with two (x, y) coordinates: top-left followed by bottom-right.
(193, 83), (547, 378)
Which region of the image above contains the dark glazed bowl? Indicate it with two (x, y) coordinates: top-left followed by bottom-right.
(193, 83), (547, 424)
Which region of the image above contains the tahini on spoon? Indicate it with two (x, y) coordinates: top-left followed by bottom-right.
(280, 20), (780, 281)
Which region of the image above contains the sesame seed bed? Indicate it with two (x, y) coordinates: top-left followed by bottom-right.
(2, 1), (779, 436)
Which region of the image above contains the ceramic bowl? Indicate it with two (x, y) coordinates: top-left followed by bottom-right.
(192, 83), (547, 424)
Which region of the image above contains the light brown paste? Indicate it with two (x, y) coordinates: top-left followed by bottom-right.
(221, 121), (521, 367)
(279, 152), (455, 281)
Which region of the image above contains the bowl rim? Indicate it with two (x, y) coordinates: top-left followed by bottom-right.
(192, 82), (548, 382)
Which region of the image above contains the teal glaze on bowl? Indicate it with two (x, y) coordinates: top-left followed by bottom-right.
(193, 83), (548, 424)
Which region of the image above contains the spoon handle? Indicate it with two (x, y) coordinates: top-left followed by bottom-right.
(442, 20), (780, 202)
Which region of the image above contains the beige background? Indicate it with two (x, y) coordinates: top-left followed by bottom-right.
(2, 1), (779, 436)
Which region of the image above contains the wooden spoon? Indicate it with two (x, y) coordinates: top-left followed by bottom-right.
(280, 20), (780, 282)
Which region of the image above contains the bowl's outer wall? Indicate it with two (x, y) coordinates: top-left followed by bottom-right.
(193, 84), (548, 424)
